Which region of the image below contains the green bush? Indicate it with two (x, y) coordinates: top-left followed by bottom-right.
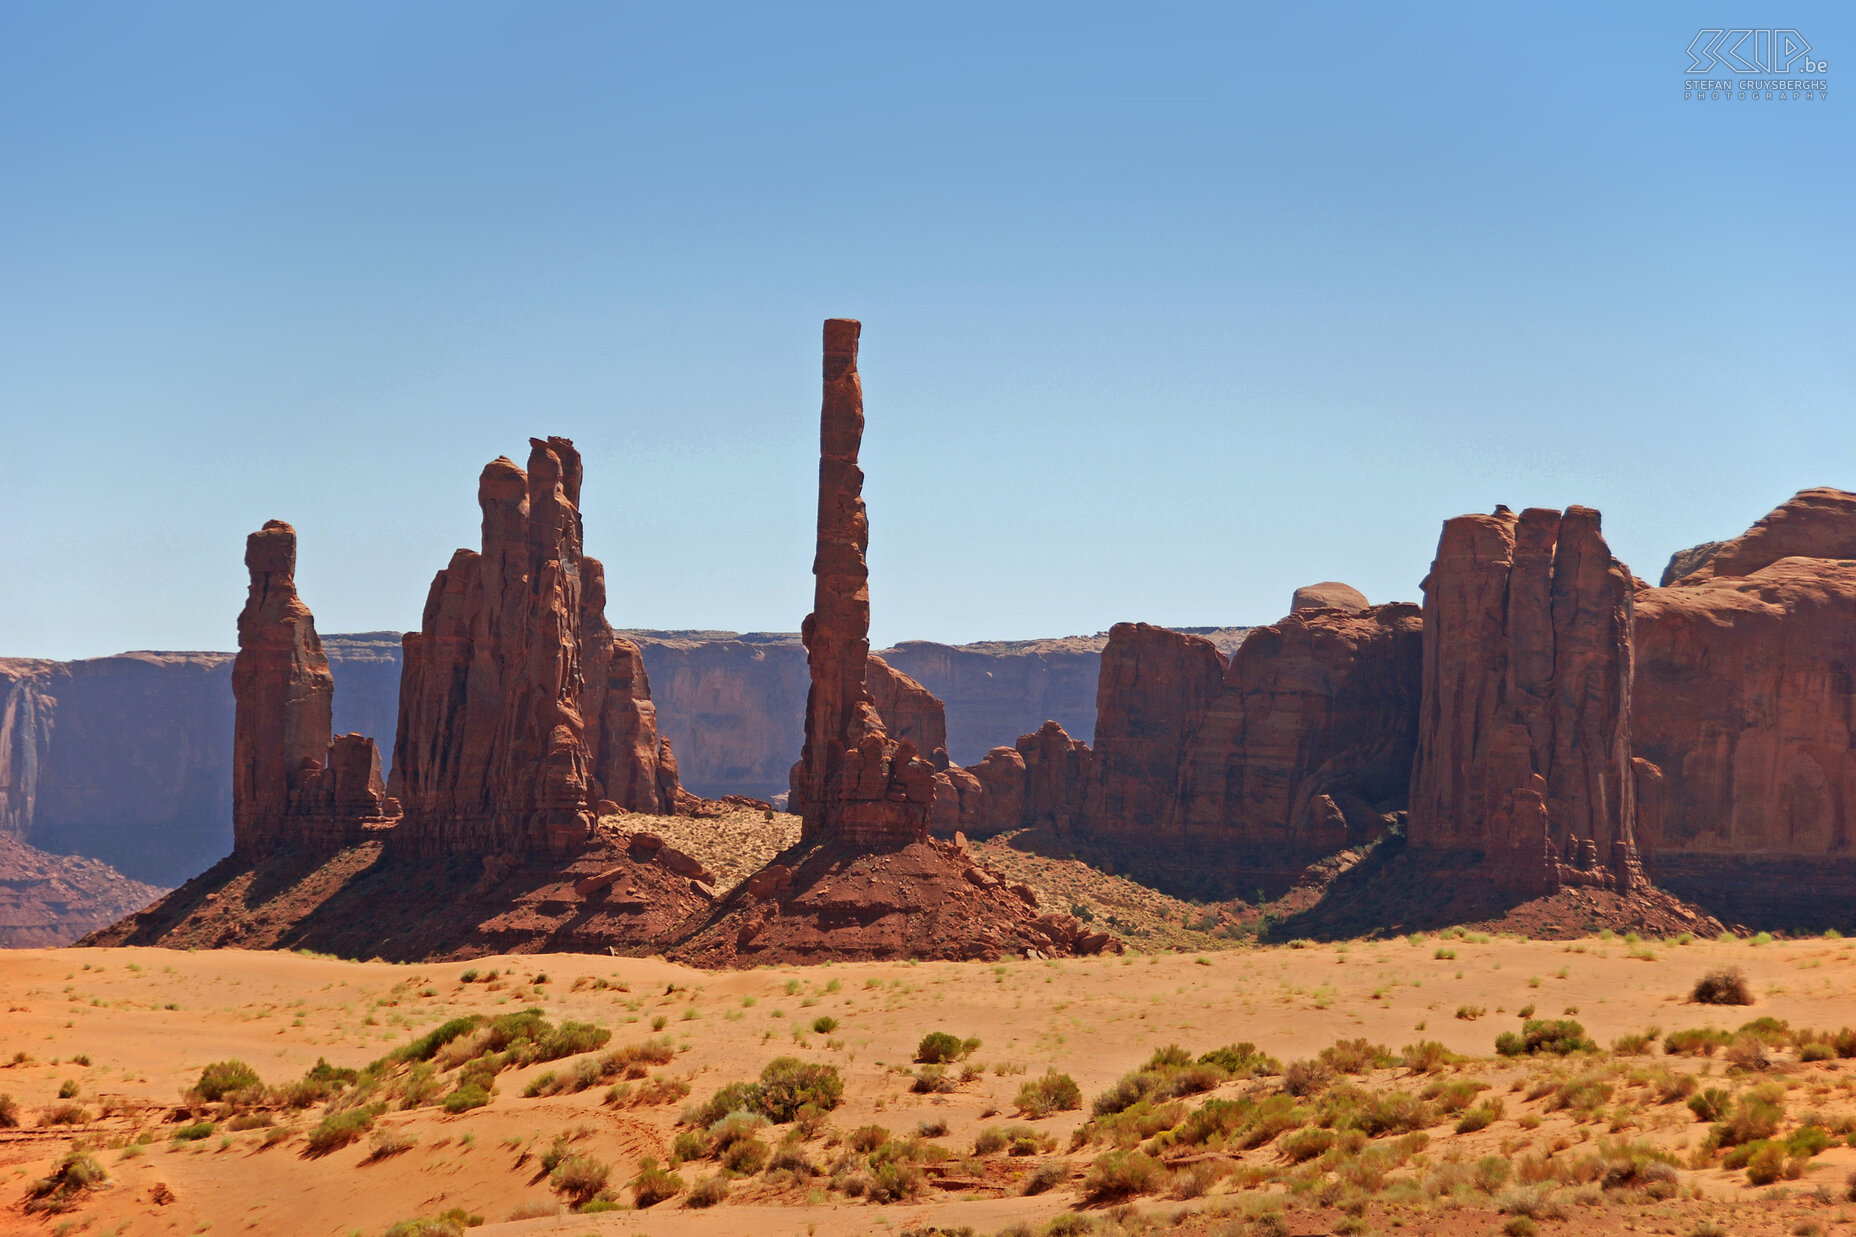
(1195, 1041), (1279, 1076)
(630, 1157), (684, 1206)
(1083, 1149), (1166, 1200)
(686, 1173), (730, 1207)
(1318, 1037), (1394, 1073)
(1687, 1087), (1730, 1122)
(756, 1057), (842, 1121)
(441, 1083), (490, 1113)
(24, 1145), (107, 1214)
(191, 1060), (261, 1102)
(306, 1105), (379, 1154)
(388, 1016), (485, 1064)
(172, 1121), (217, 1142)
(1015, 1070), (1082, 1118)
(1664, 1027), (1732, 1056)
(550, 1152), (611, 1205)
(915, 1031), (979, 1063)
(1495, 1019), (1594, 1057)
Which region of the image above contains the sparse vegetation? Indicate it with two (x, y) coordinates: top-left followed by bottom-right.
(1692, 968), (1755, 1005)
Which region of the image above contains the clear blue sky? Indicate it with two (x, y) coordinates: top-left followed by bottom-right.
(2, 3), (1851, 660)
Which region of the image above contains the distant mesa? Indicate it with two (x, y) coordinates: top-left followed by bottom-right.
(1290, 581), (1369, 614)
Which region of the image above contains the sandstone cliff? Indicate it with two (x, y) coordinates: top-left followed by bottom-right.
(391, 437), (680, 856)
(1407, 506), (1640, 892)
(232, 520), (392, 855)
(1633, 489), (1856, 922)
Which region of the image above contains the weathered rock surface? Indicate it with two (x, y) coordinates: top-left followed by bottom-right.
(1171, 603), (1423, 853)
(391, 437), (682, 856)
(1407, 506), (1640, 892)
(1077, 623), (1227, 842)
(1291, 582), (1370, 614)
(232, 521), (392, 856)
(866, 655), (949, 767)
(0, 831), (167, 947)
(1633, 489), (1856, 923)
(1672, 487), (1856, 583)
(787, 319), (938, 846)
(1659, 542), (1725, 587)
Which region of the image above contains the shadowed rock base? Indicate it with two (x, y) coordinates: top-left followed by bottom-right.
(670, 835), (1117, 966)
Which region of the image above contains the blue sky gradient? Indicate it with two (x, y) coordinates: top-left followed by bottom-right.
(2, 3), (1851, 659)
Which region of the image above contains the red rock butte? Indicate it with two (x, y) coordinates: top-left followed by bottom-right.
(389, 437), (687, 857)
(232, 520), (393, 856)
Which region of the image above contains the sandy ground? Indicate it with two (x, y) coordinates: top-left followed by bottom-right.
(4, 934), (1856, 1235)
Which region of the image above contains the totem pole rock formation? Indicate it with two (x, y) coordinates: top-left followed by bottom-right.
(1632, 488), (1856, 919)
(788, 319), (939, 846)
(1169, 602), (1423, 853)
(232, 521), (392, 856)
(1406, 505), (1641, 892)
(390, 437), (681, 856)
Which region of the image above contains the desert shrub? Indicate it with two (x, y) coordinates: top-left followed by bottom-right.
(915, 1032), (979, 1064)
(1726, 1033), (1772, 1071)
(1612, 1031), (1659, 1056)
(24, 1145), (107, 1214)
(382, 1211), (475, 1237)
(441, 1083), (490, 1113)
(868, 1158), (925, 1202)
(686, 1173), (729, 1207)
(1475, 1155), (1512, 1192)
(767, 1143), (818, 1175)
(1089, 1098), (1185, 1148)
(812, 1016), (838, 1035)
(915, 1117), (949, 1139)
(630, 1157), (683, 1206)
(1016, 1070), (1081, 1117)
(1319, 1037), (1394, 1074)
(1742, 1141), (1791, 1186)
(756, 1057), (842, 1121)
(1550, 1076), (1614, 1116)
(1686, 1087), (1731, 1122)
(848, 1123), (890, 1153)
(1665, 1027), (1732, 1056)
(39, 1103), (86, 1126)
(1158, 1096), (1250, 1150)
(1024, 1159), (1068, 1194)
(1456, 1100), (1505, 1133)
(973, 1126), (1008, 1155)
(912, 1065), (956, 1094)
(0, 1095), (16, 1129)
(718, 1131), (768, 1175)
(1421, 1077), (1489, 1113)
(389, 1016), (485, 1064)
(1092, 1057), (1225, 1117)
(1325, 1087), (1432, 1137)
(368, 1127), (417, 1160)
(1737, 1016), (1793, 1045)
(1280, 1126), (1336, 1162)
(1282, 1059), (1333, 1097)
(1713, 1085), (1784, 1147)
(1402, 1040), (1461, 1073)
(1692, 968), (1754, 1006)
(535, 1020), (610, 1063)
(306, 1105), (379, 1154)
(191, 1059), (261, 1102)
(1083, 1149), (1166, 1200)
(1496, 1019), (1595, 1057)
(683, 1080), (761, 1128)
(600, 1036), (677, 1079)
(551, 1152), (610, 1205)
(172, 1120), (217, 1141)
(1196, 1041), (1280, 1076)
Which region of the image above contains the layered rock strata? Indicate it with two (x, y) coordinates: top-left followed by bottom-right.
(1633, 489), (1856, 921)
(232, 521), (393, 856)
(1170, 602), (1423, 853)
(1406, 506), (1641, 892)
(390, 437), (681, 856)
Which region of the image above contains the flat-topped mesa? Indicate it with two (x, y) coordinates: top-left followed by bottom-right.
(232, 521), (392, 855)
(390, 436), (683, 857)
(1632, 488), (1856, 922)
(1407, 505), (1641, 893)
(789, 319), (938, 846)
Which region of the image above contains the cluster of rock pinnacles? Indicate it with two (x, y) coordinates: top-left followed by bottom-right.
(226, 317), (1856, 952)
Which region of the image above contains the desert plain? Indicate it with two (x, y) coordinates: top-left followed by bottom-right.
(7, 934), (1856, 1236)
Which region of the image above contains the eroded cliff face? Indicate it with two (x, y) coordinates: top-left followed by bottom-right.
(1633, 489), (1856, 921)
(877, 639), (1104, 766)
(390, 437), (680, 856)
(1407, 506), (1640, 892)
(1171, 603), (1423, 854)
